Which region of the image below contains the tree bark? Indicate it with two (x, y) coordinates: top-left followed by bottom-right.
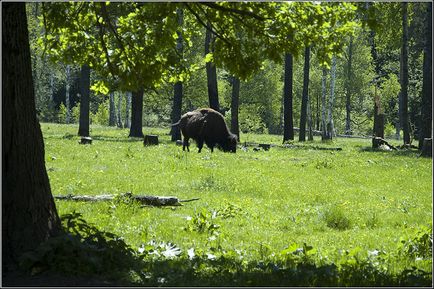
(116, 91), (123, 128)
(283, 53), (294, 142)
(307, 93), (314, 141)
(373, 83), (385, 139)
(109, 91), (116, 126)
(400, 2), (410, 144)
(170, 8), (184, 142)
(321, 68), (329, 140)
(418, 2), (432, 149)
(65, 64), (71, 124)
(299, 46), (310, 142)
(129, 88), (144, 138)
(78, 64), (90, 137)
(125, 91), (131, 128)
(2, 2), (61, 267)
(327, 56), (337, 139)
(231, 76), (240, 141)
(205, 22), (220, 112)
(345, 36), (353, 135)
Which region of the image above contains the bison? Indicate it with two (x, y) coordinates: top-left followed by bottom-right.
(172, 108), (237, 153)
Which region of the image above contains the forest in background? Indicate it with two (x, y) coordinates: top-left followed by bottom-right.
(26, 2), (431, 145)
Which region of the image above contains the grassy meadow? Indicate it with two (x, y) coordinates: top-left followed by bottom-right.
(39, 122), (432, 286)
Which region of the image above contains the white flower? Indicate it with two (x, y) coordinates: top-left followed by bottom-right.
(187, 248), (195, 260)
(206, 253), (216, 260)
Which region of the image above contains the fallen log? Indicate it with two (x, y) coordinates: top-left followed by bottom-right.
(54, 192), (199, 207)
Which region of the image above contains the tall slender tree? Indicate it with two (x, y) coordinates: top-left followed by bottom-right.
(65, 64), (71, 123)
(124, 91), (131, 129)
(283, 53), (294, 142)
(109, 91), (116, 126)
(205, 22), (220, 112)
(171, 8), (184, 141)
(231, 76), (240, 141)
(321, 68), (329, 140)
(400, 2), (410, 144)
(117, 91), (123, 128)
(345, 36), (353, 135)
(327, 55), (337, 139)
(3, 2), (61, 266)
(418, 2), (432, 150)
(299, 46), (311, 142)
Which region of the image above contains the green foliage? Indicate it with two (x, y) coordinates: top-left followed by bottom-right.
(323, 207), (352, 230)
(57, 103), (67, 123)
(91, 98), (109, 125)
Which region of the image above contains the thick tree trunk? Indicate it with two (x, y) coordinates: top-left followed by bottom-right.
(321, 68), (329, 140)
(283, 53), (294, 142)
(129, 89), (144, 138)
(65, 64), (71, 124)
(125, 91), (131, 128)
(400, 2), (410, 144)
(345, 36), (353, 135)
(116, 91), (123, 128)
(109, 91), (116, 126)
(170, 8), (184, 142)
(299, 46), (310, 142)
(2, 2), (61, 267)
(418, 2), (432, 149)
(205, 22), (220, 112)
(231, 76), (240, 141)
(78, 64), (90, 137)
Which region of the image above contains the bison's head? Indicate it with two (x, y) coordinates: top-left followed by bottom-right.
(222, 134), (237, 153)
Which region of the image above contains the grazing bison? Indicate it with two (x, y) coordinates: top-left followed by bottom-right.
(172, 108), (237, 153)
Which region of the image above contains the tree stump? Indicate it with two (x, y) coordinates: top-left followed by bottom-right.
(420, 138), (432, 157)
(143, 135), (159, 146)
(372, 137), (397, 150)
(80, 137), (92, 145)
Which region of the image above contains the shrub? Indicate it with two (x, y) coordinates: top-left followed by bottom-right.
(323, 207), (351, 230)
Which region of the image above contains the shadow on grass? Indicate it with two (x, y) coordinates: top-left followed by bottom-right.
(358, 146), (424, 158)
(6, 212), (431, 287)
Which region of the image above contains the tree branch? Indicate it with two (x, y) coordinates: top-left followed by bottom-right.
(201, 2), (265, 21)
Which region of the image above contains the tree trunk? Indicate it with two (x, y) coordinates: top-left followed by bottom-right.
(78, 64), (90, 137)
(400, 2), (410, 144)
(418, 2), (432, 149)
(307, 93), (314, 141)
(205, 22), (220, 112)
(125, 91), (131, 128)
(231, 76), (240, 141)
(129, 88), (144, 138)
(116, 91), (123, 128)
(345, 36), (353, 135)
(373, 84), (385, 139)
(170, 8), (184, 142)
(283, 53), (294, 142)
(2, 2), (61, 267)
(299, 46), (310, 142)
(327, 56), (337, 139)
(321, 68), (329, 140)
(65, 64), (71, 124)
(316, 90), (320, 131)
(109, 91), (116, 126)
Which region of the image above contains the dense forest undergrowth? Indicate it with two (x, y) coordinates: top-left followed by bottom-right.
(15, 123), (431, 286)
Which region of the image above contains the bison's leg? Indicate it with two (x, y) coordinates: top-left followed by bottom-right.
(197, 138), (204, 153)
(183, 137), (190, 152)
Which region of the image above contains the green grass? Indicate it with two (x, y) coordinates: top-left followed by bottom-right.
(38, 123), (432, 286)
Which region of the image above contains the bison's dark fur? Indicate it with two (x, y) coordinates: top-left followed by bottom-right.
(172, 108), (237, 153)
